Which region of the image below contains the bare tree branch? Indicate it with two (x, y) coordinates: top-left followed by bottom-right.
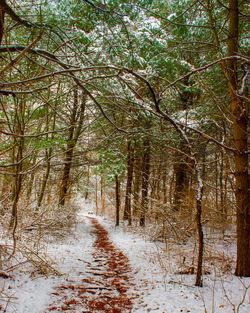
(0, 32), (43, 76)
(0, 83), (55, 96)
(0, 0), (33, 28)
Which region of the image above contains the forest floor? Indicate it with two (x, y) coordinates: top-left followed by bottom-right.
(0, 199), (249, 313)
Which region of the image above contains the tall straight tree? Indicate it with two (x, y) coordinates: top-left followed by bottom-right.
(124, 140), (134, 225)
(140, 136), (150, 227)
(226, 0), (249, 276)
(59, 87), (86, 206)
(206, 0), (249, 277)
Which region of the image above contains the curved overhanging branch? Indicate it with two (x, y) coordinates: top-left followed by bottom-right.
(83, 0), (110, 13)
(175, 122), (237, 153)
(0, 54), (247, 89)
(0, 50), (241, 154)
(0, 0), (33, 28)
(0, 83), (55, 96)
(161, 55), (250, 93)
(0, 66), (119, 88)
(0, 33), (43, 76)
(0, 45), (80, 69)
(0, 127), (68, 138)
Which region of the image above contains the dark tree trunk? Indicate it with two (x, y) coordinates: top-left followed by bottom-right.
(95, 169), (98, 214)
(124, 140), (134, 225)
(9, 99), (25, 231)
(227, 0), (250, 277)
(59, 88), (86, 206)
(115, 175), (120, 227)
(0, 177), (11, 215)
(162, 166), (167, 204)
(100, 175), (106, 214)
(0, 2), (4, 46)
(215, 151), (219, 212)
(85, 165), (90, 200)
(59, 144), (74, 206)
(9, 139), (23, 231)
(150, 165), (157, 210)
(26, 152), (38, 201)
(37, 148), (52, 207)
(173, 150), (189, 212)
(155, 162), (162, 200)
(133, 146), (141, 219)
(195, 193), (204, 287)
(38, 111), (56, 207)
(172, 74), (194, 212)
(140, 137), (150, 227)
(219, 150), (225, 220)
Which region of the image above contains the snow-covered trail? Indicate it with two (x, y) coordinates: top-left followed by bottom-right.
(46, 216), (136, 312)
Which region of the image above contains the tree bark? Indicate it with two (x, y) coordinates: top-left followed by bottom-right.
(227, 0), (250, 277)
(100, 174), (105, 215)
(37, 111), (56, 207)
(95, 169), (98, 214)
(26, 152), (38, 201)
(133, 147), (141, 219)
(115, 175), (120, 227)
(37, 149), (52, 207)
(85, 164), (90, 200)
(195, 192), (204, 287)
(59, 143), (74, 206)
(124, 140), (134, 225)
(9, 100), (25, 230)
(219, 150), (225, 219)
(9, 138), (23, 231)
(173, 151), (189, 212)
(0, 1), (4, 46)
(140, 137), (150, 227)
(206, 0), (249, 276)
(59, 88), (86, 206)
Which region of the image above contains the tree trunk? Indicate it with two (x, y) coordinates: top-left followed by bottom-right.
(124, 140), (134, 226)
(162, 167), (167, 204)
(227, 0), (250, 277)
(140, 137), (150, 227)
(37, 110), (56, 208)
(155, 162), (162, 201)
(195, 192), (204, 287)
(100, 174), (106, 215)
(0, 176), (11, 215)
(215, 151), (219, 212)
(219, 150), (225, 221)
(85, 164), (90, 200)
(9, 99), (25, 231)
(9, 139), (23, 231)
(26, 152), (38, 201)
(133, 148), (141, 219)
(95, 169), (98, 214)
(58, 88), (86, 206)
(173, 150), (189, 212)
(59, 145), (74, 206)
(37, 149), (52, 207)
(0, 3), (4, 46)
(115, 175), (120, 227)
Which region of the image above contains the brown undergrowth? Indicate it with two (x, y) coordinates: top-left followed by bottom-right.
(46, 217), (136, 312)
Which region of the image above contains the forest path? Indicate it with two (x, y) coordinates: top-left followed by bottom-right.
(3, 204), (245, 313)
(46, 216), (137, 312)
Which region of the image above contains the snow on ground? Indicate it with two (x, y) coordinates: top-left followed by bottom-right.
(96, 213), (250, 313)
(0, 211), (95, 313)
(1, 199), (249, 313)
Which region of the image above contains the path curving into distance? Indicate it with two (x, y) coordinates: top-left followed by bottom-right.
(46, 217), (136, 313)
